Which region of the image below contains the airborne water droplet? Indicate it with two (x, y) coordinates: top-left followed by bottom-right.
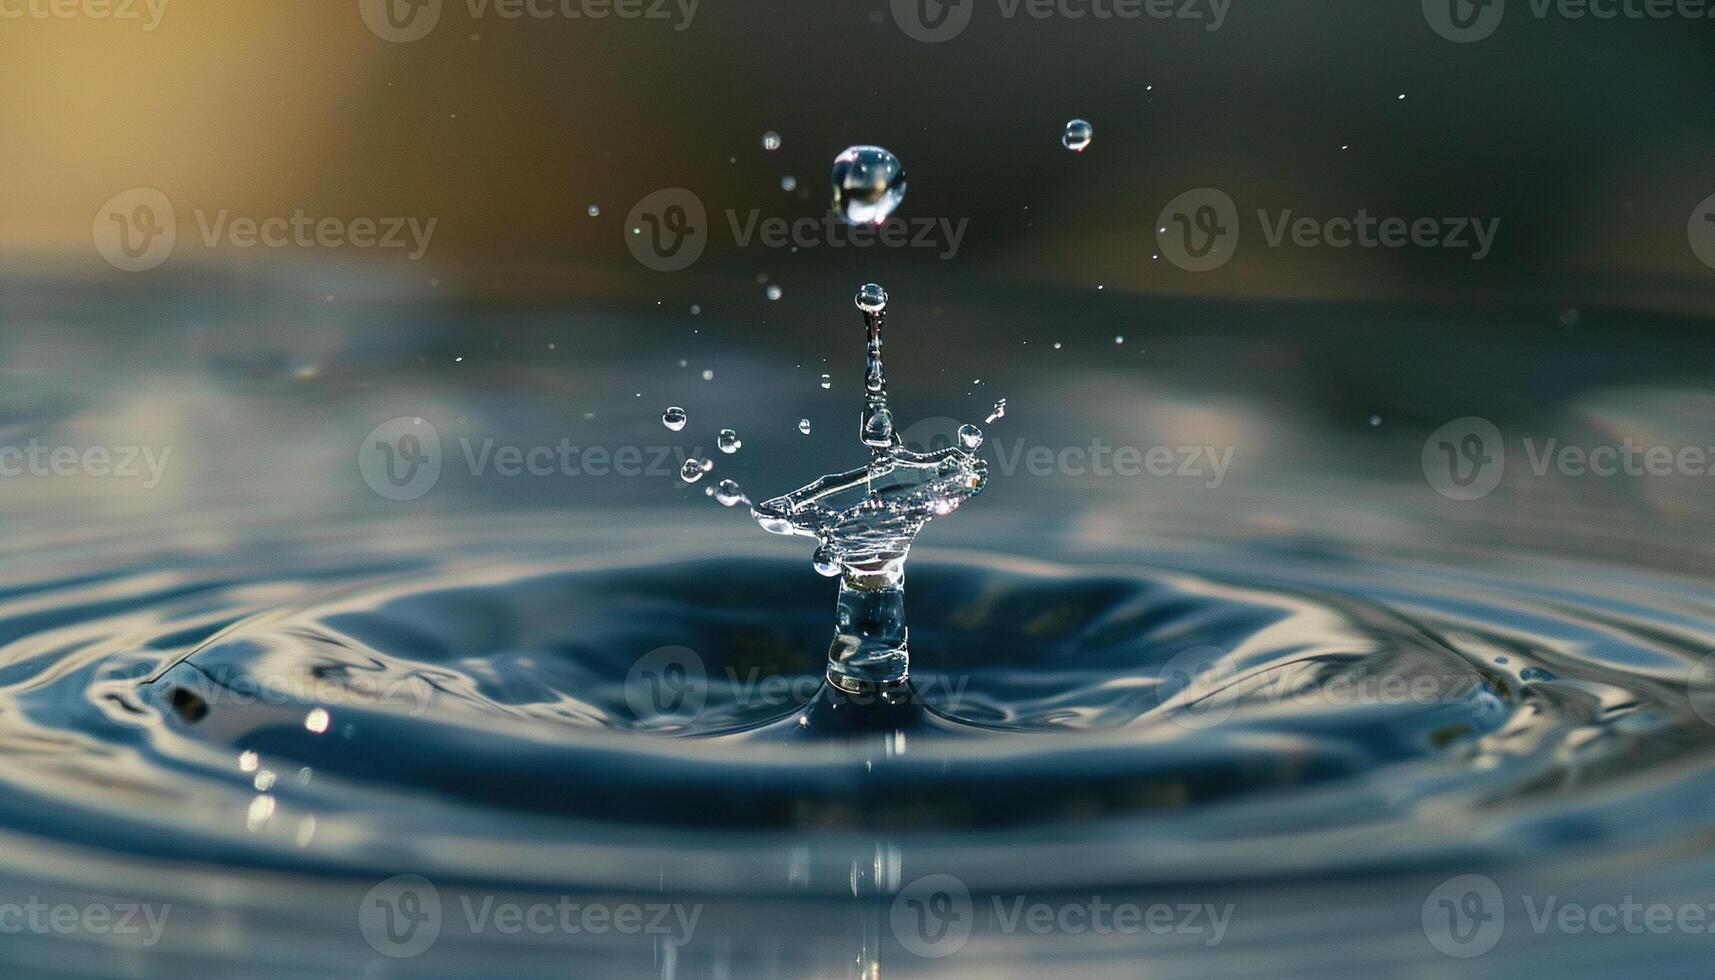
(798, 418), (812, 434)
(679, 459), (705, 483)
(820, 374), (831, 390)
(714, 479), (745, 506)
(985, 399), (1007, 424)
(718, 429), (742, 454)
(766, 285), (783, 301)
(781, 175), (798, 192)
(762, 131), (782, 151)
(831, 146), (907, 226)
(958, 424), (984, 450)
(1062, 118), (1093, 152)
(855, 282), (889, 314)
(662, 407), (687, 431)
(586, 204), (600, 217)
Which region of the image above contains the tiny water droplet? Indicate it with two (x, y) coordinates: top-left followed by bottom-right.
(1370, 415), (1382, 427)
(855, 282), (888, 314)
(766, 285), (783, 301)
(957, 424), (984, 450)
(1115, 335), (1124, 345)
(985, 398), (1007, 424)
(762, 131), (782, 151)
(702, 369), (715, 381)
(680, 459), (705, 483)
(798, 418), (812, 434)
(714, 479), (745, 506)
(1062, 118), (1093, 152)
(586, 204), (600, 217)
(718, 428), (742, 453)
(781, 175), (798, 192)
(812, 544), (841, 577)
(831, 145), (906, 226)
(1052, 342), (1063, 350)
(820, 373), (832, 389)
(662, 407), (687, 431)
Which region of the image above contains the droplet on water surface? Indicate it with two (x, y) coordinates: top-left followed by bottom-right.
(831, 146), (907, 226)
(718, 429), (742, 454)
(662, 407), (687, 432)
(958, 424), (984, 450)
(679, 459), (705, 483)
(1062, 118), (1093, 152)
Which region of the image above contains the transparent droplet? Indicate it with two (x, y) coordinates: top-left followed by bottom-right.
(762, 131), (782, 151)
(700, 458), (715, 473)
(985, 398), (1007, 424)
(1114, 335), (1124, 345)
(714, 479), (745, 506)
(718, 428), (742, 454)
(798, 418), (812, 434)
(831, 145), (906, 226)
(820, 373), (831, 389)
(702, 369), (714, 381)
(586, 204), (600, 217)
(812, 544), (841, 577)
(662, 407), (687, 432)
(957, 424), (984, 450)
(781, 175), (798, 192)
(680, 459), (705, 483)
(1062, 118), (1093, 152)
(854, 282), (888, 314)
(766, 285), (783, 301)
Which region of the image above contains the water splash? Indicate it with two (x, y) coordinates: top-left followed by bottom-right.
(749, 284), (987, 694)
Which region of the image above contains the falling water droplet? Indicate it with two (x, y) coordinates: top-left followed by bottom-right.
(820, 373), (832, 389)
(985, 398), (1007, 424)
(1062, 118), (1093, 152)
(586, 204), (600, 217)
(766, 285), (783, 301)
(662, 407), (687, 431)
(702, 369), (715, 381)
(718, 429), (742, 453)
(831, 146), (907, 226)
(812, 544), (841, 577)
(714, 479), (746, 506)
(762, 131), (782, 151)
(855, 282), (889, 314)
(957, 424), (984, 450)
(679, 459), (706, 483)
(798, 418), (812, 434)
(781, 175), (798, 192)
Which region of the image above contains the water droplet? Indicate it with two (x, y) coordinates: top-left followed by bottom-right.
(798, 418), (812, 435)
(766, 285), (783, 301)
(781, 175), (798, 192)
(586, 204), (600, 217)
(985, 398), (1007, 424)
(1369, 415), (1382, 427)
(1052, 342), (1063, 350)
(714, 479), (745, 506)
(762, 131), (782, 151)
(662, 407), (687, 432)
(957, 424), (984, 450)
(1114, 335), (1125, 345)
(680, 459), (705, 483)
(820, 373), (832, 389)
(831, 145), (907, 226)
(1062, 118), (1093, 152)
(702, 369), (715, 381)
(718, 428), (742, 454)
(812, 544), (841, 577)
(854, 282), (888, 314)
